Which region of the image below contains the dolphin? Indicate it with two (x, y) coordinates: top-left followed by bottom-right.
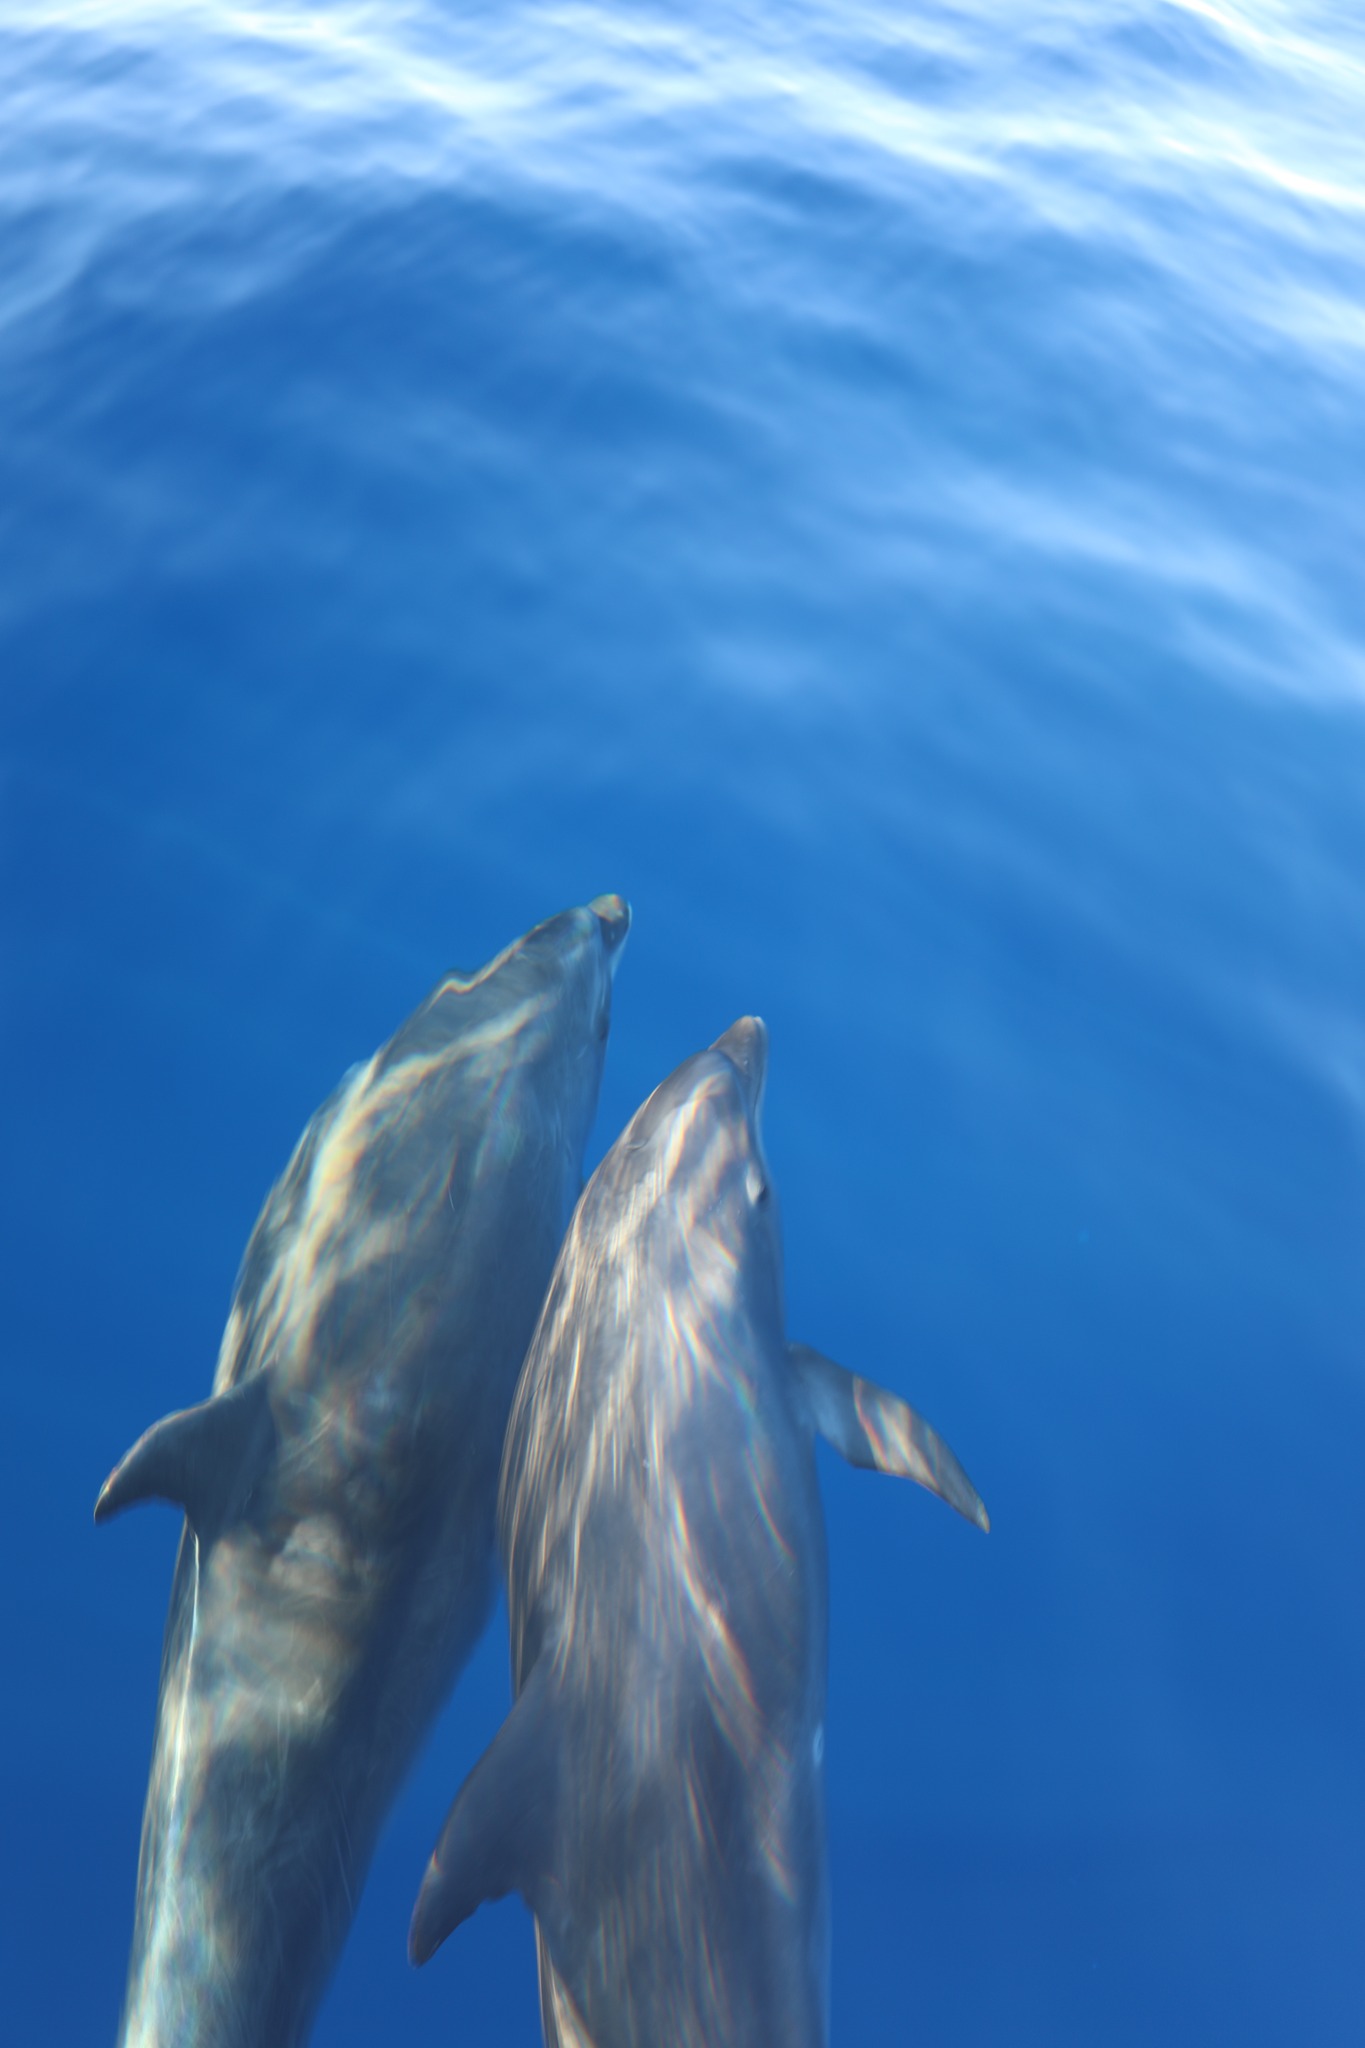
(409, 1016), (988, 2048)
(96, 894), (630, 2048)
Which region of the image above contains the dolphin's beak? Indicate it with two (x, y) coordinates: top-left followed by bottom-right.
(590, 894), (631, 976)
(713, 1015), (768, 1123)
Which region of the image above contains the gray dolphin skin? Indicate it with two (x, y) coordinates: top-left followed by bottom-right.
(95, 894), (630, 2048)
(409, 1016), (988, 2048)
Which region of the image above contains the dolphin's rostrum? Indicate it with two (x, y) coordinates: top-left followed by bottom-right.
(410, 1015), (987, 2048)
(97, 895), (629, 2048)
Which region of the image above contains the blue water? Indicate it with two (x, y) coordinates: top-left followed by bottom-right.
(3, 1), (1364, 2041)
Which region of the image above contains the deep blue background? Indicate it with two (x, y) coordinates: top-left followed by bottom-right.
(3, 2), (1364, 2041)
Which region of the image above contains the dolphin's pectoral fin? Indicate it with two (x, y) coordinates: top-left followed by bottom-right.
(94, 1374), (274, 1536)
(409, 1658), (561, 1967)
(790, 1343), (990, 1533)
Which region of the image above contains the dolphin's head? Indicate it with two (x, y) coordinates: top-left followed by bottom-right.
(394, 895), (629, 1218)
(619, 1014), (783, 1338)
(511, 891), (630, 1051)
(521, 892), (632, 985)
(476, 893), (630, 1188)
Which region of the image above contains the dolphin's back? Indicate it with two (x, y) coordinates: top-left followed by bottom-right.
(411, 1019), (986, 2045)
(510, 1264), (832, 2048)
(101, 898), (628, 2048)
(440, 1048), (835, 2048)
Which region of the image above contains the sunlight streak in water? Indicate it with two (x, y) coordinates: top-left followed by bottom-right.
(6, 0), (1363, 233)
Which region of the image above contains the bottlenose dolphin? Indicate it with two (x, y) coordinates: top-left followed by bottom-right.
(409, 1016), (987, 2048)
(96, 894), (630, 2048)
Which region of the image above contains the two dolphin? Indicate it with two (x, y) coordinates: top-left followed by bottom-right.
(410, 1017), (988, 2048)
(101, 903), (986, 2048)
(98, 896), (630, 2048)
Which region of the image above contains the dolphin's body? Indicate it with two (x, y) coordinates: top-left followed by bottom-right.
(410, 1017), (987, 2048)
(97, 895), (630, 2048)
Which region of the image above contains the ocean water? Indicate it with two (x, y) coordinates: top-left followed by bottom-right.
(3, 1), (1364, 2041)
